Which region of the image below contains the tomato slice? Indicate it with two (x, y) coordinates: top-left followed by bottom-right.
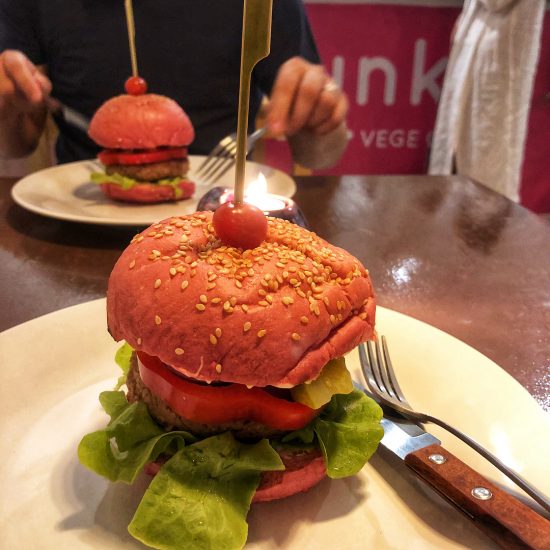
(98, 147), (188, 166)
(136, 352), (319, 431)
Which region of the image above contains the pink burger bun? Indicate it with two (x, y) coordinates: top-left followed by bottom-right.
(108, 213), (376, 387)
(88, 94), (194, 149)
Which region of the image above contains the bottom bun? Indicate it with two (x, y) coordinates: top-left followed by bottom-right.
(101, 180), (195, 203)
(145, 446), (326, 503)
(253, 447), (326, 503)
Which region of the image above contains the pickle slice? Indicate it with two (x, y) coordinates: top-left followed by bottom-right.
(291, 357), (354, 409)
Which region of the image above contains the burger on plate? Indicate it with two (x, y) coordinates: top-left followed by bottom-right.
(88, 86), (195, 204)
(78, 212), (383, 550)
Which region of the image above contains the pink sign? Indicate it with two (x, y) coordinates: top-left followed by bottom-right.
(263, 3), (549, 214)
(264, 3), (460, 174)
(520, 12), (550, 214)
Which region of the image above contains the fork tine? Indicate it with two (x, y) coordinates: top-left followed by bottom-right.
(196, 135), (236, 176)
(366, 340), (387, 393)
(374, 336), (399, 400)
(204, 157), (235, 184)
(196, 128), (267, 185)
(358, 343), (381, 397)
(199, 145), (235, 178)
(360, 339), (409, 413)
(196, 128), (266, 183)
(199, 139), (239, 184)
(204, 141), (237, 176)
(196, 142), (228, 174)
(218, 140), (238, 163)
(380, 336), (408, 404)
(209, 157), (236, 184)
(365, 342), (386, 396)
(200, 154), (232, 180)
(207, 134), (235, 158)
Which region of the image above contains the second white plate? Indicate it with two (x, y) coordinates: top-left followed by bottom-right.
(11, 157), (296, 226)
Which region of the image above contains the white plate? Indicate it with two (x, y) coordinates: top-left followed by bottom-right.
(1, 300), (548, 549)
(10, 158), (296, 226)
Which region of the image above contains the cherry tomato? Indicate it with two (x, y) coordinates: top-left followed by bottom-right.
(125, 76), (148, 95)
(137, 352), (319, 430)
(213, 201), (268, 249)
(98, 147), (188, 166)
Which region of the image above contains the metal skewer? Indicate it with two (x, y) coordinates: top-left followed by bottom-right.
(233, 0), (273, 205)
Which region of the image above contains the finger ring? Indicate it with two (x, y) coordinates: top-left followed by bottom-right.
(323, 79), (339, 93)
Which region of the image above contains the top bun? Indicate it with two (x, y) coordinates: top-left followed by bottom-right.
(107, 213), (376, 388)
(88, 94), (195, 150)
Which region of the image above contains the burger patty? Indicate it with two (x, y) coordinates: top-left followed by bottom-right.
(126, 357), (284, 440)
(106, 159), (190, 182)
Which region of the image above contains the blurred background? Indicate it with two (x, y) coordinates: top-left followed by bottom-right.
(2, 0), (548, 213)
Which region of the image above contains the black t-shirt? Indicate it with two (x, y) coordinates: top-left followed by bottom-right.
(0, 0), (320, 163)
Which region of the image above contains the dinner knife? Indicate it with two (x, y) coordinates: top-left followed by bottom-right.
(44, 96), (90, 133)
(372, 403), (550, 550)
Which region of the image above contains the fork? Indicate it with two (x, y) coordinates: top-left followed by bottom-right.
(359, 336), (550, 513)
(195, 127), (267, 186)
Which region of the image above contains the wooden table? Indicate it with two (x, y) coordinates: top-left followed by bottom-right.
(1, 174), (549, 410)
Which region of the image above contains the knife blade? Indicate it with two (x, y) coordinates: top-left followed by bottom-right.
(366, 392), (550, 550)
(44, 96), (90, 133)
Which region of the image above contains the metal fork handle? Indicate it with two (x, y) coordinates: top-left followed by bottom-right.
(246, 126), (268, 152)
(408, 411), (550, 513)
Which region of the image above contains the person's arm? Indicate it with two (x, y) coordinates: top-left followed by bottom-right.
(0, 50), (51, 158)
(266, 57), (349, 170)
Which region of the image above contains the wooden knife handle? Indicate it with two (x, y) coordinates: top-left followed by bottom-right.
(405, 444), (550, 550)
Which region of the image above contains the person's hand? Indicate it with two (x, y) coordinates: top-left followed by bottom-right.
(0, 50), (51, 116)
(267, 57), (348, 138)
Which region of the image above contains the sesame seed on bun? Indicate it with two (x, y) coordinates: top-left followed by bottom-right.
(107, 212), (376, 388)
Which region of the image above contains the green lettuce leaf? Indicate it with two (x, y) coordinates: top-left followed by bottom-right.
(283, 390), (383, 479)
(78, 390), (195, 483)
(91, 171), (139, 190)
(129, 433), (284, 550)
(114, 341), (134, 389)
(100, 388), (130, 419)
(90, 172), (187, 198)
(78, 354), (383, 549)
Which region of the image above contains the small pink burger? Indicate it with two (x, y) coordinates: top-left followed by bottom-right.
(88, 79), (195, 204)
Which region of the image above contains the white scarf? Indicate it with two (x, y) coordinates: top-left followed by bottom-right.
(429, 0), (545, 202)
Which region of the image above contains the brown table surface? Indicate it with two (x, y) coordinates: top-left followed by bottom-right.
(1, 174), (549, 411)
